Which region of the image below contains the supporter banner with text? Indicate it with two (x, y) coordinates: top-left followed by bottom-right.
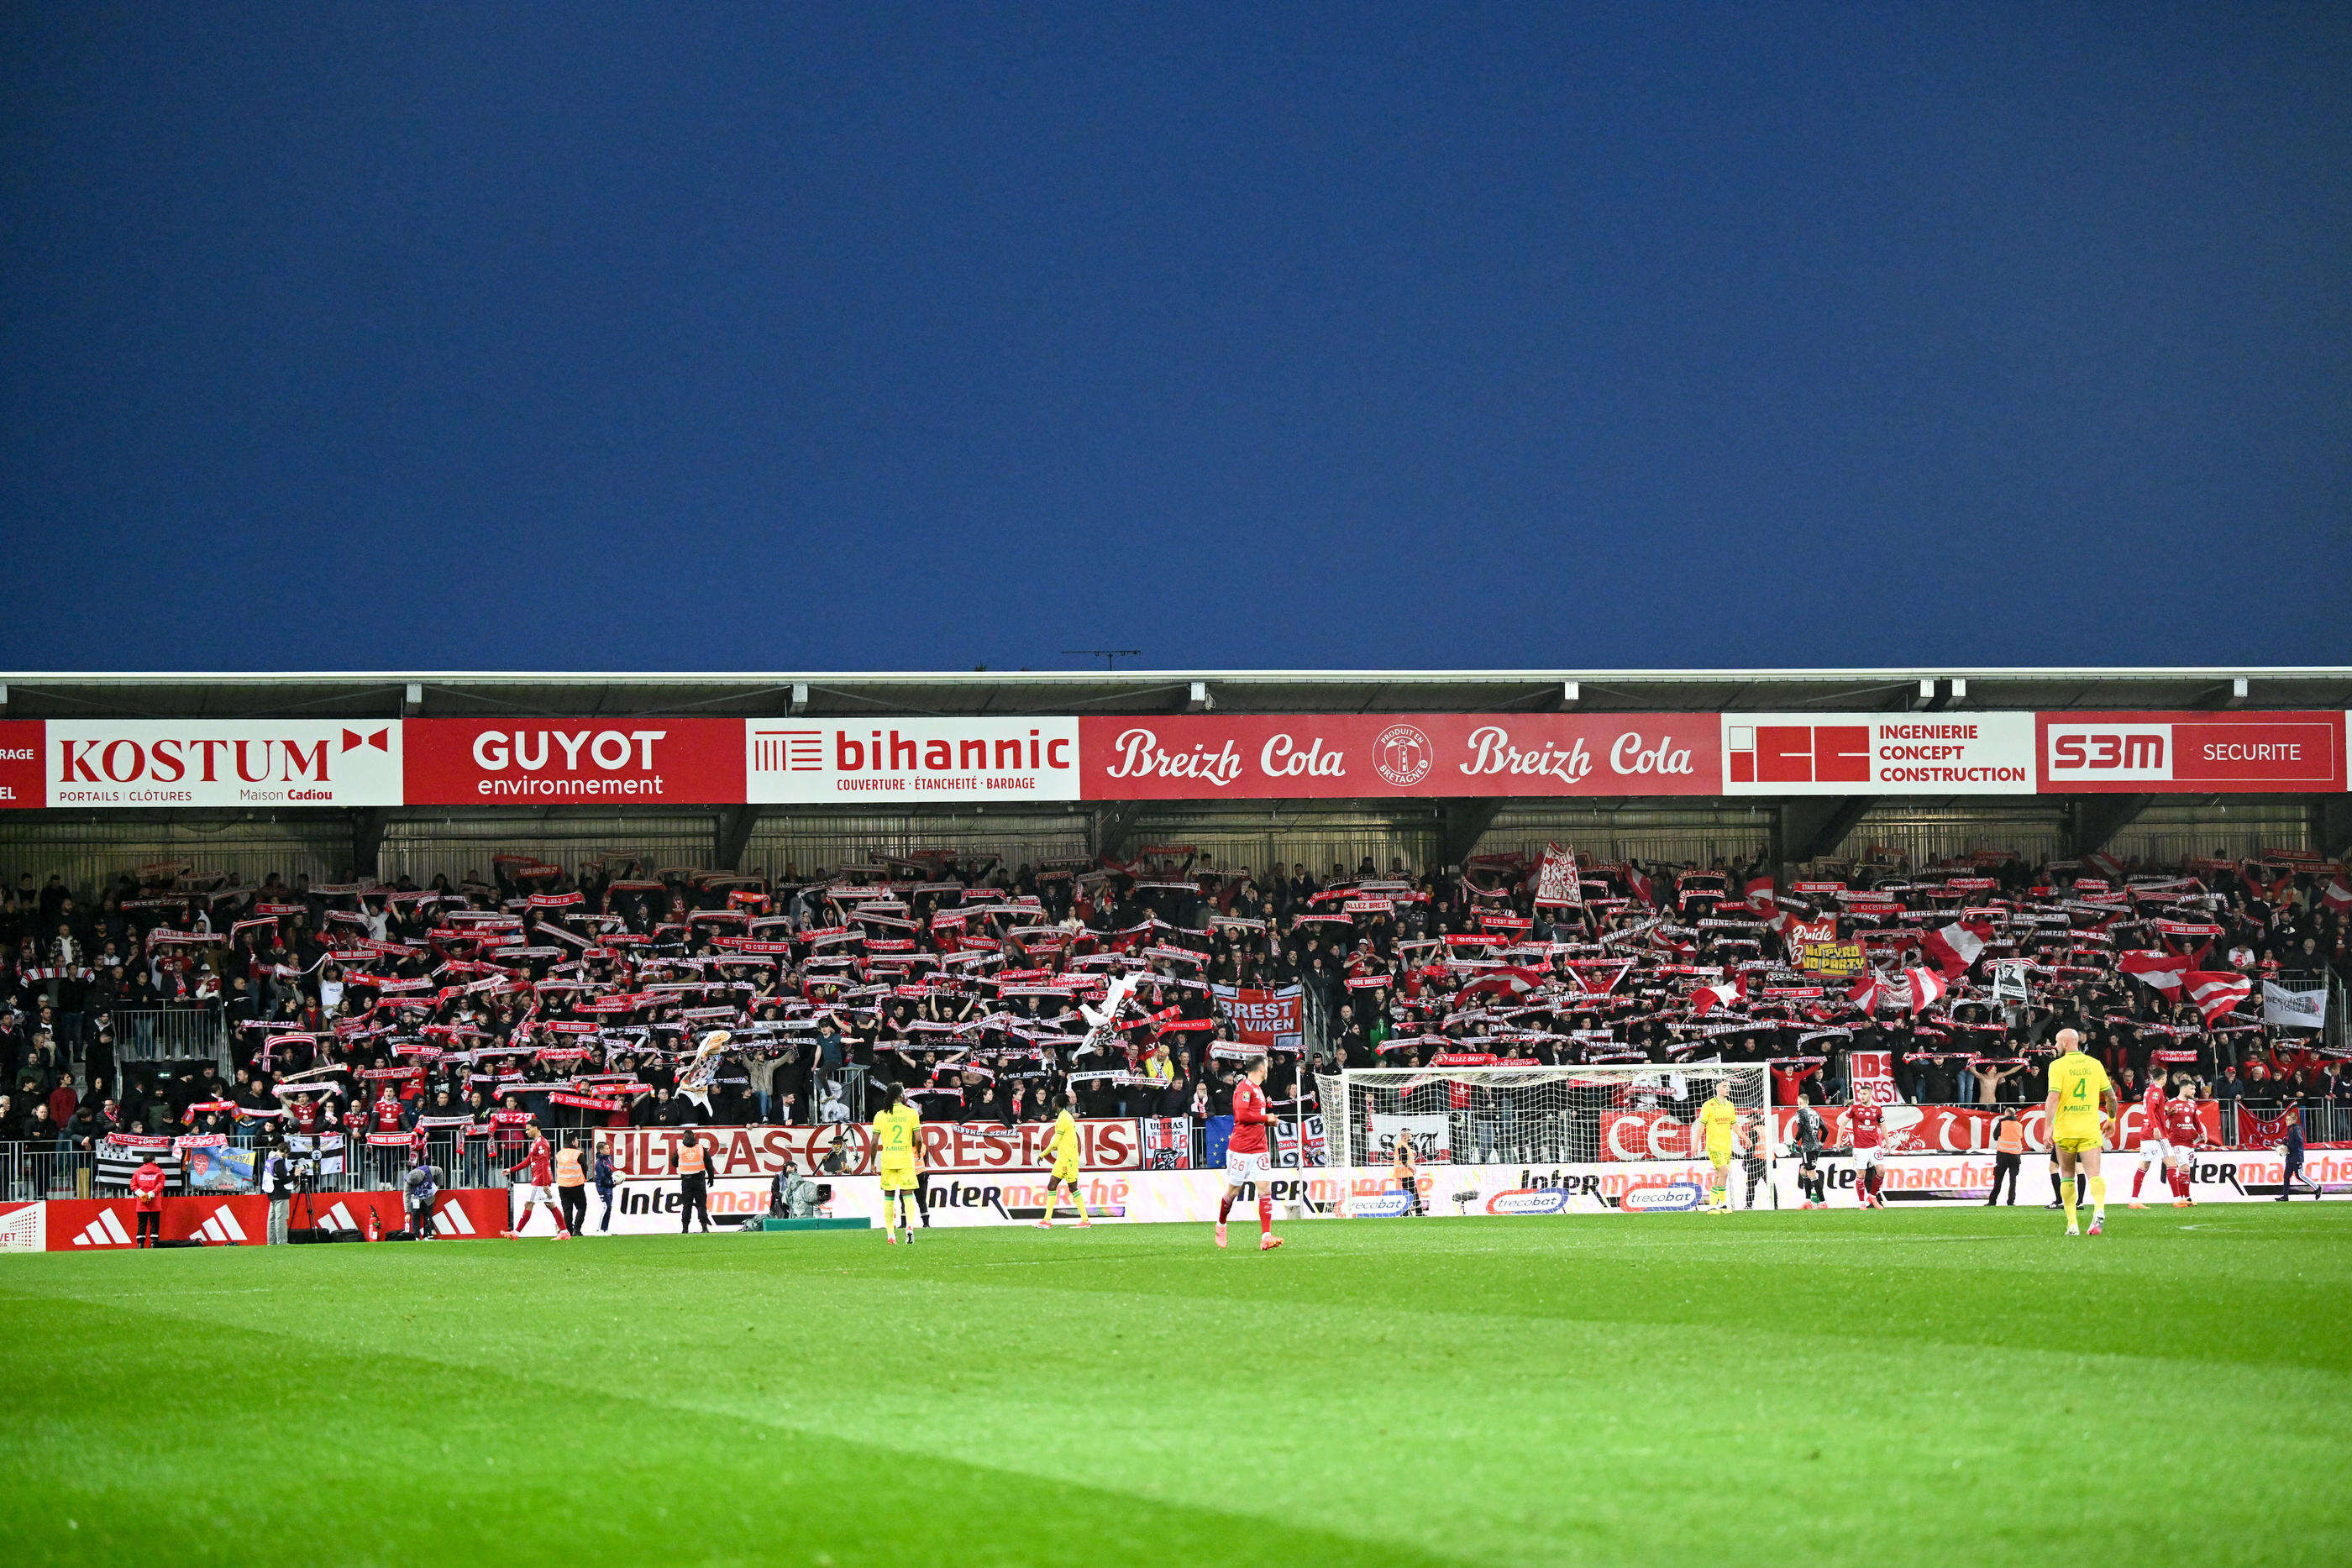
(597, 1120), (1147, 1180)
(1210, 983), (1304, 1052)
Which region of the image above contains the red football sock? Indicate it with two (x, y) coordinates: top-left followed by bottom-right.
(1258, 1194), (1273, 1235)
(2130, 1167), (2145, 1198)
(1217, 1192), (1234, 1224)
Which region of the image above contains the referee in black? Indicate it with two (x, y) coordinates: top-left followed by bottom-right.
(1737, 1113), (1773, 1209)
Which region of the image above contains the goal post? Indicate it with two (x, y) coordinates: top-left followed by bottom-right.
(1312, 1062), (1775, 1213)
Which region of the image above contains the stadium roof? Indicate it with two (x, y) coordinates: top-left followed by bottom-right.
(0, 667), (2348, 721)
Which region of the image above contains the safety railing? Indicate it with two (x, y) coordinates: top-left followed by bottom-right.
(108, 1006), (230, 1070)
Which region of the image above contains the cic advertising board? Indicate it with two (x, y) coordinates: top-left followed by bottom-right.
(0, 710), (2342, 806)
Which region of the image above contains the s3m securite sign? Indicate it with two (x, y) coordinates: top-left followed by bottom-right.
(2036, 711), (2346, 794)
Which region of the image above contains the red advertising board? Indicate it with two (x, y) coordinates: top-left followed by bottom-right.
(403, 718), (746, 805)
(0, 721), (40, 809)
(1603, 1102), (2225, 1161)
(5, 711), (2345, 810)
(45, 1189), (512, 1247)
(1765, 1101), (2220, 1154)
(46, 1195), (269, 1247)
(1599, 1111), (1700, 1161)
(1077, 714), (1719, 800)
(2037, 711), (2345, 794)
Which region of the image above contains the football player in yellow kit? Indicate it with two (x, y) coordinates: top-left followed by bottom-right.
(2043, 1028), (2118, 1236)
(1037, 1090), (1092, 1229)
(871, 1083), (924, 1244)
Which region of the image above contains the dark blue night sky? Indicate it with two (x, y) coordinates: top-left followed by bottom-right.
(3, 4), (2346, 673)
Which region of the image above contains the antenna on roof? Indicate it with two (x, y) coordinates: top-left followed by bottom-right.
(1061, 649), (1142, 670)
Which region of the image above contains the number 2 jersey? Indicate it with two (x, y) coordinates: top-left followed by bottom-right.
(871, 1105), (922, 1170)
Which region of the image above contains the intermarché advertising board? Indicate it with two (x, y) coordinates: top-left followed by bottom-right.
(0, 711), (2343, 806)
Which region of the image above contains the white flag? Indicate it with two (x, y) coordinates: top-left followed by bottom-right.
(2261, 980), (2328, 1030)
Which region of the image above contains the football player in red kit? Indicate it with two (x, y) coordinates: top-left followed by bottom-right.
(506, 1125), (566, 1238)
(2127, 1072), (2171, 1209)
(1847, 1099), (1886, 1209)
(1216, 1057), (1281, 1251)
(2160, 1082), (2207, 1207)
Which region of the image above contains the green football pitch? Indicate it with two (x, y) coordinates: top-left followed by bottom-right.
(3, 1206), (2347, 1567)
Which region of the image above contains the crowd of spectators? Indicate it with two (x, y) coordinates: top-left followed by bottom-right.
(1, 839), (2347, 1185)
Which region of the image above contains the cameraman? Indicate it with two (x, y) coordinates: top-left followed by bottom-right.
(261, 1134), (295, 1245)
(405, 1150), (442, 1239)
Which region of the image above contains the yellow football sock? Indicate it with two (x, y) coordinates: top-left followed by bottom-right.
(883, 1192), (896, 1235)
(1041, 1192), (1057, 1223)
(1074, 1186), (1091, 1219)
(2061, 1181), (2079, 1229)
(2088, 1177), (2107, 1217)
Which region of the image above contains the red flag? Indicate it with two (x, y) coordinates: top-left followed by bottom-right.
(2117, 950), (2188, 999)
(1457, 967), (1549, 1003)
(1919, 918), (1992, 978)
(2183, 970), (2252, 1025)
(1691, 974), (1746, 1016)
(1902, 966), (1950, 1014)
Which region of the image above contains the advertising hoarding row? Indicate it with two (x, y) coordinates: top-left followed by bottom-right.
(0, 710), (2339, 807)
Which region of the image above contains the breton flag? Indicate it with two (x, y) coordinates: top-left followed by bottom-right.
(1901, 966), (1950, 1015)
(2184, 970), (2254, 1025)
(2117, 949), (2189, 999)
(1919, 918), (1994, 978)
(1691, 974), (1746, 1016)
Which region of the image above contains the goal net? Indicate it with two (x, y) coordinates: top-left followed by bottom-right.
(1313, 1062), (1773, 1207)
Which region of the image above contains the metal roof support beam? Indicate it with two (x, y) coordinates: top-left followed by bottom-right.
(1777, 796), (1873, 869)
(714, 805), (762, 871)
(1090, 802), (1151, 863)
(2064, 795), (2153, 857)
(1437, 799), (1504, 872)
(352, 808), (389, 880)
(2314, 797), (2352, 861)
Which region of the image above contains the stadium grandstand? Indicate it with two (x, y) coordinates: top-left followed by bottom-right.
(0, 666), (2347, 1228)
